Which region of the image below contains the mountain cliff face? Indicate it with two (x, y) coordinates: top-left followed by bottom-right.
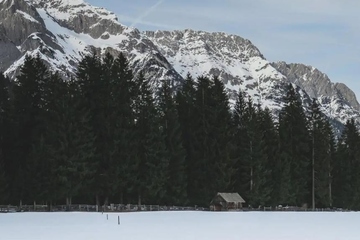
(0, 0), (359, 132)
(0, 0), (182, 86)
(272, 62), (360, 125)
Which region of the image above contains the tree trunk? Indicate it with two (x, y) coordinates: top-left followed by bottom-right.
(329, 164), (332, 207)
(250, 140), (253, 192)
(138, 193), (142, 211)
(104, 197), (109, 212)
(66, 197), (70, 211)
(96, 195), (100, 212)
(48, 200), (52, 212)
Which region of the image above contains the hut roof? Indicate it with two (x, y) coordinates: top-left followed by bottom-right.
(212, 192), (245, 203)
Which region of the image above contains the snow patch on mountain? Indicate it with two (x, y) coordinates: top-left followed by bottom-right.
(16, 9), (39, 23)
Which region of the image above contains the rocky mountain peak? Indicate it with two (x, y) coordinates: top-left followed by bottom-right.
(145, 29), (264, 60)
(32, 0), (86, 7)
(30, 0), (126, 39)
(272, 61), (360, 111)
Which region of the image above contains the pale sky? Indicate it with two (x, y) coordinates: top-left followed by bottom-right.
(87, 0), (360, 99)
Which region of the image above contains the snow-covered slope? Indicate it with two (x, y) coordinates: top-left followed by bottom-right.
(1, 0), (182, 85)
(272, 62), (360, 125)
(1, 0), (359, 132)
(144, 29), (360, 127)
(145, 30), (287, 111)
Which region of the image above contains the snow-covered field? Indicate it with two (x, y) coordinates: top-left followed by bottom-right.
(0, 211), (358, 240)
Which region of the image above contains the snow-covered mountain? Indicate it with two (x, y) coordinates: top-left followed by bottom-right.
(1, 0), (359, 132)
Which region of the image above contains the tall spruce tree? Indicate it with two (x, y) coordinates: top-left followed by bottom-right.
(233, 95), (271, 207)
(208, 76), (235, 194)
(77, 53), (108, 206)
(45, 75), (96, 206)
(258, 107), (280, 207)
(323, 120), (336, 207)
(232, 90), (249, 201)
(158, 80), (187, 205)
(191, 76), (215, 206)
(107, 53), (138, 204)
(12, 55), (49, 203)
(333, 119), (360, 209)
(253, 106), (276, 207)
(309, 99), (334, 208)
(278, 84), (310, 206)
(133, 73), (168, 206)
(0, 72), (9, 204)
(176, 73), (197, 204)
(0, 159), (6, 204)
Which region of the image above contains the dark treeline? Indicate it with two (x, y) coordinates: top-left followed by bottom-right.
(0, 53), (359, 209)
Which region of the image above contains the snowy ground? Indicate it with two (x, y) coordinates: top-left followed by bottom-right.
(0, 211), (359, 240)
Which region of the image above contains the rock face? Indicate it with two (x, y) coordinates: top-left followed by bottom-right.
(0, 0), (182, 83)
(1, 0), (359, 133)
(272, 62), (360, 111)
(272, 62), (360, 126)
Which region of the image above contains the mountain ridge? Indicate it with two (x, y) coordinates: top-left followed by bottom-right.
(0, 0), (359, 132)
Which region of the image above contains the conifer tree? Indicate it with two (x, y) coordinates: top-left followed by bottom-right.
(233, 96), (272, 207)
(258, 106), (281, 207)
(133, 73), (168, 206)
(309, 99), (334, 208)
(333, 119), (360, 209)
(12, 54), (50, 203)
(158, 80), (187, 205)
(191, 76), (215, 205)
(107, 52), (138, 204)
(176, 73), (197, 204)
(232, 90), (248, 198)
(278, 84), (310, 206)
(77, 53), (108, 206)
(0, 160), (7, 204)
(0, 72), (9, 203)
(323, 120), (336, 207)
(46, 76), (96, 206)
(209, 76), (235, 194)
(254, 107), (276, 207)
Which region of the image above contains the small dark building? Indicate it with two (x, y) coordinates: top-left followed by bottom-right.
(210, 192), (245, 211)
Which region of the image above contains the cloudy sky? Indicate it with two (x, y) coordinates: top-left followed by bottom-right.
(87, 0), (360, 98)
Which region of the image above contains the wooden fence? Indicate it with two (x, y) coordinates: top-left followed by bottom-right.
(0, 204), (208, 213)
(0, 204), (349, 213)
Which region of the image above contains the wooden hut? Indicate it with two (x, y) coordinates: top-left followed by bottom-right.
(210, 192), (245, 211)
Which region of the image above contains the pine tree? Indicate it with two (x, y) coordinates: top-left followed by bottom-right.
(0, 72), (9, 204)
(323, 120), (336, 207)
(232, 95), (272, 207)
(333, 119), (360, 209)
(176, 73), (197, 204)
(133, 73), (168, 206)
(45, 76), (96, 207)
(232, 90), (249, 201)
(158, 80), (187, 205)
(253, 107), (276, 207)
(77, 53), (108, 206)
(190, 76), (215, 206)
(278, 84), (310, 206)
(107, 52), (138, 204)
(0, 160), (7, 204)
(309, 99), (334, 208)
(208, 76), (235, 194)
(12, 54), (50, 203)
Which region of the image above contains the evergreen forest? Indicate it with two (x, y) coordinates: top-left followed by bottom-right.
(0, 53), (359, 210)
